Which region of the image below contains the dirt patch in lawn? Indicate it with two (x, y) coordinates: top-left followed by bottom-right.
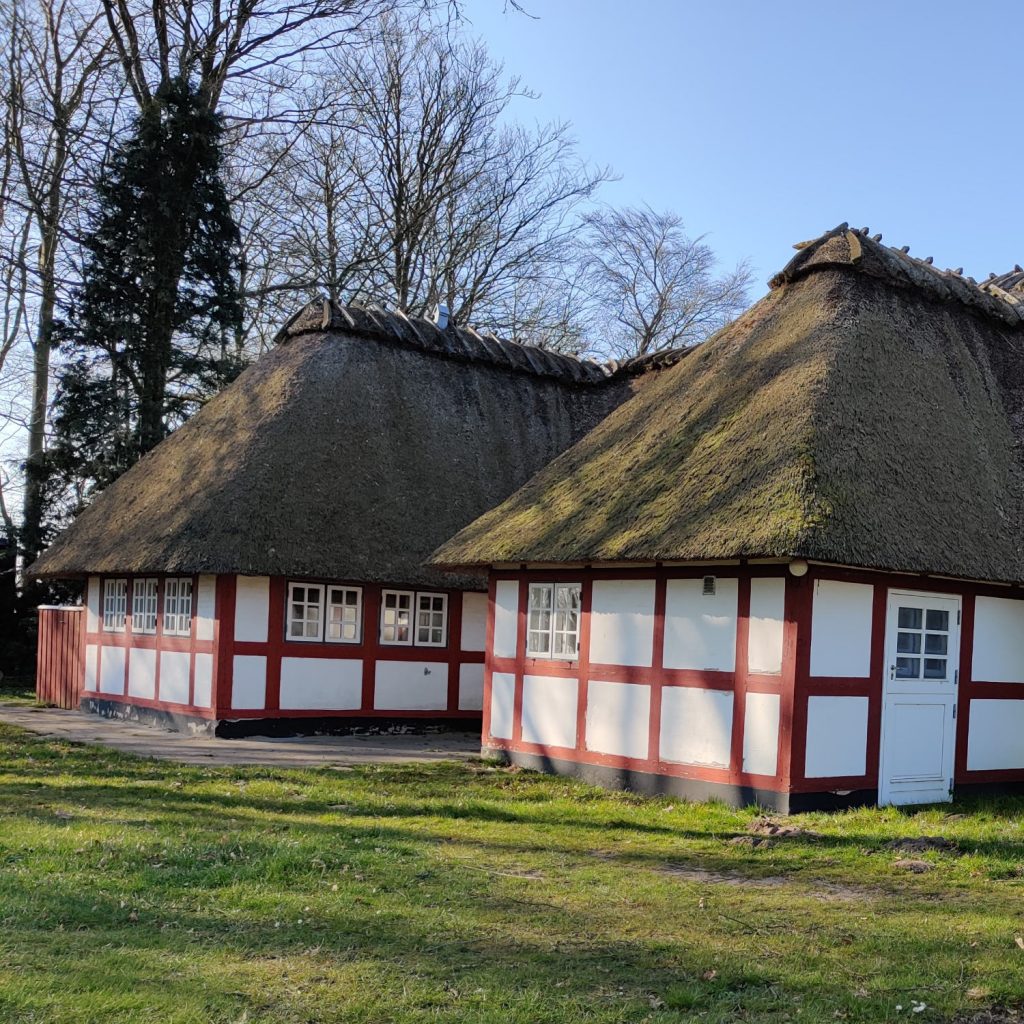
(885, 836), (960, 856)
(658, 863), (879, 902)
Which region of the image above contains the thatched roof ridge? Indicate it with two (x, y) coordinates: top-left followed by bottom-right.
(275, 299), (692, 385)
(434, 230), (1024, 584)
(33, 301), (687, 585)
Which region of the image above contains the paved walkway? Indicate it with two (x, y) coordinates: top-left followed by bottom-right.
(0, 703), (480, 767)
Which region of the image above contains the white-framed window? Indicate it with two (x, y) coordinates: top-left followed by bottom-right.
(527, 582), (582, 659)
(102, 578), (128, 632)
(287, 582), (324, 641)
(415, 592), (448, 647)
(163, 577), (193, 636)
(326, 585), (362, 643)
(131, 578), (158, 634)
(380, 590), (414, 645)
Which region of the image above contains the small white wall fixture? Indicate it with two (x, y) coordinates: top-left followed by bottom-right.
(489, 672), (516, 739)
(492, 581), (519, 658)
(809, 580), (873, 677)
(660, 685), (733, 768)
(805, 695), (868, 777)
(521, 674), (577, 749)
(589, 579), (656, 667)
(663, 577), (738, 671)
(585, 680), (651, 759)
(234, 576), (270, 643)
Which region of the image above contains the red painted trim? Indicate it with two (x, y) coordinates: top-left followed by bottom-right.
(215, 575), (237, 716)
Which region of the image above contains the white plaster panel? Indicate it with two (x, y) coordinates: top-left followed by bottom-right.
(742, 691), (780, 776)
(804, 695), (869, 777)
(234, 576), (270, 643)
(127, 647), (157, 700)
(490, 672), (515, 740)
(660, 685), (734, 767)
(280, 656), (362, 710)
(521, 674), (578, 749)
(458, 662), (485, 710)
(589, 579), (656, 667)
(663, 577), (738, 671)
(460, 593), (488, 652)
(99, 645), (126, 696)
(972, 596), (1024, 683)
(195, 575), (216, 641)
(585, 680), (650, 760)
(493, 580), (519, 659)
(967, 699), (1024, 770)
(748, 578), (786, 675)
(809, 580), (873, 678)
(193, 652), (213, 709)
(86, 577), (101, 633)
(374, 660), (448, 710)
(84, 643), (99, 692)
(232, 654), (266, 709)
(159, 650), (191, 705)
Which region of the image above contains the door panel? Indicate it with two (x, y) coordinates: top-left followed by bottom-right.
(880, 592), (960, 806)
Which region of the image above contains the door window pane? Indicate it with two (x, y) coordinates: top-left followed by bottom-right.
(924, 633), (947, 655)
(898, 607), (923, 630)
(896, 657), (920, 679)
(897, 632), (921, 654)
(925, 609), (949, 632)
(923, 658), (947, 679)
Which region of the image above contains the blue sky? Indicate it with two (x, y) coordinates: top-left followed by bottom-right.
(462, 1), (1024, 296)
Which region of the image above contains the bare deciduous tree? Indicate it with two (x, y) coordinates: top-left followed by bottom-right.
(580, 206), (752, 357)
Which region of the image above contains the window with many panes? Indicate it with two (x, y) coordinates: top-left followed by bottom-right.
(527, 582), (582, 659)
(163, 577), (193, 636)
(131, 578), (158, 633)
(103, 578), (128, 631)
(380, 590), (448, 646)
(326, 586), (362, 643)
(288, 582), (324, 641)
(896, 605), (951, 680)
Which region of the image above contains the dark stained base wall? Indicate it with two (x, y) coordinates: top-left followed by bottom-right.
(482, 747), (879, 814)
(82, 697), (217, 736)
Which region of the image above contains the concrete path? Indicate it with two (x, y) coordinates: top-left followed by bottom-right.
(0, 703), (480, 767)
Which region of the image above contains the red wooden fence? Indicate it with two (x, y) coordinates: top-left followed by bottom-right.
(36, 606), (85, 709)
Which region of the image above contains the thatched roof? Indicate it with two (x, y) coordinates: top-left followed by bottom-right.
(434, 224), (1024, 584)
(33, 301), (684, 588)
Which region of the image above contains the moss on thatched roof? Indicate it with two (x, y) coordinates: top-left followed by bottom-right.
(434, 225), (1024, 584)
(33, 302), (683, 588)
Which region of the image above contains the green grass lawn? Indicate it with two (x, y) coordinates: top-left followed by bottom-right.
(1, 722), (1023, 1023)
(0, 685), (42, 707)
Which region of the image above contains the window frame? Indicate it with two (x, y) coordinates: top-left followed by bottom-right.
(131, 577), (159, 634)
(102, 578), (128, 632)
(526, 581), (582, 661)
(286, 582), (326, 642)
(414, 591), (448, 648)
(325, 584), (363, 645)
(379, 589), (449, 648)
(380, 589), (415, 646)
(162, 577), (194, 637)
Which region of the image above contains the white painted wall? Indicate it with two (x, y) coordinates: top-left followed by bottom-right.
(99, 645), (126, 695)
(809, 580), (873, 678)
(374, 661), (448, 710)
(280, 656), (362, 710)
(660, 686), (733, 768)
(972, 596), (1024, 683)
(86, 577), (100, 633)
(160, 651), (191, 705)
(804, 695), (868, 777)
(195, 575), (216, 641)
(663, 578), (738, 672)
(493, 581), (519, 658)
(589, 579), (656, 667)
(742, 691), (780, 775)
(127, 647), (157, 700)
(490, 672), (516, 739)
(193, 652), (213, 709)
(748, 578), (785, 675)
(84, 643), (99, 692)
(460, 593), (488, 652)
(585, 680), (650, 759)
(232, 654), (267, 709)
(967, 699), (1024, 770)
(521, 675), (578, 748)
(458, 663), (485, 710)
(234, 576), (270, 643)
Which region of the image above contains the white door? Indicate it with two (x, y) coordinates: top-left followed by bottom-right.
(879, 590), (960, 806)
